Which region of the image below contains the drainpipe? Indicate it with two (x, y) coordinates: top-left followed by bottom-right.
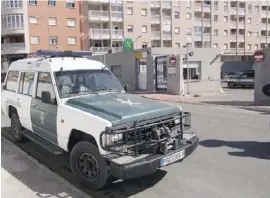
(236, 2), (239, 59)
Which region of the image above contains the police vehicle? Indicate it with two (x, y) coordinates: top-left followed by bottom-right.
(1, 50), (199, 190)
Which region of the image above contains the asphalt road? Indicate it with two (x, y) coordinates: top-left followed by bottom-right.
(1, 103), (270, 198)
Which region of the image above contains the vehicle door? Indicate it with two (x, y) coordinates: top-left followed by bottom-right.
(246, 72), (255, 86)
(16, 71), (36, 131)
(237, 74), (248, 86)
(30, 72), (58, 145)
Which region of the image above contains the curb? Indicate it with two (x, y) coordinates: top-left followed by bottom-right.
(142, 95), (269, 113)
(1, 136), (92, 198)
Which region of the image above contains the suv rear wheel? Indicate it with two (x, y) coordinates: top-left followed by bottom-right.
(228, 82), (235, 88)
(70, 141), (109, 190)
(11, 113), (25, 142)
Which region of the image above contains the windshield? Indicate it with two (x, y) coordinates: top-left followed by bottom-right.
(54, 69), (123, 98)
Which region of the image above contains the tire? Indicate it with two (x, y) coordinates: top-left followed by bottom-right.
(228, 82), (235, 88)
(70, 141), (109, 190)
(10, 113), (25, 142)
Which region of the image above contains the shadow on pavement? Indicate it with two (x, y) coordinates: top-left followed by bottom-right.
(199, 139), (270, 160)
(1, 127), (166, 198)
(200, 101), (254, 106)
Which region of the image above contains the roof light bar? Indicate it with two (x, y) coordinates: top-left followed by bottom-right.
(35, 50), (92, 57)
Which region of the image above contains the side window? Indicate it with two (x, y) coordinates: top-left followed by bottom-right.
(36, 72), (56, 102)
(19, 72), (35, 96)
(6, 71), (19, 92)
(247, 73), (254, 78)
(239, 74), (247, 79)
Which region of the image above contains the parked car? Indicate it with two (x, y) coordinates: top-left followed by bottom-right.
(224, 70), (255, 88)
(262, 83), (270, 97)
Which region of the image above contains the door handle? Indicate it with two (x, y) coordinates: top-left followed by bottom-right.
(32, 104), (36, 107)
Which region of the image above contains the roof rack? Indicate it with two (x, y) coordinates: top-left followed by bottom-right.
(35, 50), (92, 58)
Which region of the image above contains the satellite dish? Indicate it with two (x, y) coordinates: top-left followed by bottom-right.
(262, 83), (270, 97)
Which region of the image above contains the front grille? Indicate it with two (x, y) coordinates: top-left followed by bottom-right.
(100, 112), (191, 156)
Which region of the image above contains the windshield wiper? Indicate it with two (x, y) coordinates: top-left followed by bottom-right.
(94, 88), (119, 93)
(62, 90), (95, 98)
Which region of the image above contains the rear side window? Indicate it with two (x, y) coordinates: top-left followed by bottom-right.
(6, 71), (19, 92)
(36, 72), (56, 100)
(19, 72), (35, 96)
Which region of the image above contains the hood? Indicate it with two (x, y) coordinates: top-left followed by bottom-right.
(65, 93), (180, 126)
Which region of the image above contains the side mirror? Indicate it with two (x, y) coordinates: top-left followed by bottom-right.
(41, 91), (52, 104)
(262, 83), (270, 97)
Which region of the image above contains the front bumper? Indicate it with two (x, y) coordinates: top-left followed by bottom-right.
(109, 134), (199, 180)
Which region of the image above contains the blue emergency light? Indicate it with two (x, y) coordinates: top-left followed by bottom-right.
(36, 50), (92, 57)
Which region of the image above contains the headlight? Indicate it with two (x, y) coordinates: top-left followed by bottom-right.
(102, 133), (123, 147)
(174, 118), (180, 125)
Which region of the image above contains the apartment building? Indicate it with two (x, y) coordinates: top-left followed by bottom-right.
(87, 0), (270, 60)
(1, 0), (85, 68)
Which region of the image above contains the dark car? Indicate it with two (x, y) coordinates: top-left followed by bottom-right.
(1, 73), (6, 83)
(262, 83), (270, 97)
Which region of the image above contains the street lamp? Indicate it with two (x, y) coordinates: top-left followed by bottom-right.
(38, 17), (50, 50)
(133, 35), (142, 49)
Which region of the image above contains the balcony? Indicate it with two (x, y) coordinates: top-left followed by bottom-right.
(230, 7), (245, 15)
(203, 4), (210, 12)
(261, 11), (270, 18)
(151, 31), (161, 40)
(111, 29), (124, 40)
(150, 1), (160, 8)
(1, 43), (26, 54)
(194, 33), (202, 41)
(90, 47), (123, 55)
(203, 19), (211, 26)
(203, 33), (211, 40)
(163, 31), (172, 40)
(194, 3), (202, 11)
(230, 21), (245, 28)
(111, 11), (123, 22)
(88, 10), (110, 21)
(90, 29), (110, 39)
(151, 15), (161, 24)
(1, 1), (23, 14)
(88, 0), (110, 3)
(162, 1), (171, 9)
(163, 15), (171, 24)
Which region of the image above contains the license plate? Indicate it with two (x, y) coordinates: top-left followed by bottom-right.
(160, 150), (185, 167)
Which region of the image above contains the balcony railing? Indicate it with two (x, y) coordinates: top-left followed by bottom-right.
(88, 10), (110, 20)
(151, 31), (161, 39)
(150, 1), (160, 7)
(111, 29), (124, 39)
(163, 31), (172, 40)
(1, 43), (26, 54)
(90, 47), (123, 54)
(203, 4), (210, 12)
(194, 3), (202, 11)
(163, 15), (171, 21)
(2, 0), (23, 9)
(203, 19), (211, 25)
(162, 1), (171, 8)
(90, 29), (110, 39)
(151, 15), (161, 23)
(203, 33), (211, 39)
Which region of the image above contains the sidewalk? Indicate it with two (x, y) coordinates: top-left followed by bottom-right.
(1, 137), (91, 198)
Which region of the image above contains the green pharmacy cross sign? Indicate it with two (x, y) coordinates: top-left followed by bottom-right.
(123, 38), (133, 51)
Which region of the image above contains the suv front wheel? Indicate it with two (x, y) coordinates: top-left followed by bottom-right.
(70, 141), (109, 190)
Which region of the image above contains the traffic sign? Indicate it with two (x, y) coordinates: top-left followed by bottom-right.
(169, 56), (177, 65)
(123, 38), (133, 51)
(253, 51), (265, 62)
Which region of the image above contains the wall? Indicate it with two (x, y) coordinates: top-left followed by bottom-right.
(151, 48), (222, 94)
(88, 51), (137, 91)
(254, 49), (270, 105)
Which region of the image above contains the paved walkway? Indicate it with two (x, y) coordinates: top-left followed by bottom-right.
(1, 136), (91, 198)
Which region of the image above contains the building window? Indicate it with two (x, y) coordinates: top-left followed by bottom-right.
(141, 8), (147, 16)
(30, 36), (39, 44)
(127, 25), (133, 32)
(6, 71), (19, 92)
(174, 11), (180, 19)
(29, 0), (37, 5)
(214, 29), (218, 36)
(214, 15), (218, 22)
(255, 44), (258, 50)
(255, 6), (259, 13)
(214, 43), (218, 48)
(224, 2), (228, 12)
(175, 43), (180, 48)
(186, 28), (192, 35)
(2, 14), (24, 29)
(67, 18), (76, 27)
(214, 1), (218, 11)
(224, 16), (228, 22)
(18, 72), (35, 96)
(142, 42), (148, 48)
(175, 0), (180, 7)
(174, 27), (180, 34)
(248, 32), (251, 37)
(186, 13), (191, 19)
(29, 16), (38, 24)
(49, 36), (58, 45)
(48, 17), (57, 26)
(224, 30), (228, 36)
(224, 44), (228, 49)
(141, 25), (147, 33)
(48, 0), (56, 6)
(183, 61), (201, 80)
(141, 0), (147, 3)
(186, 0), (191, 8)
(68, 37), (76, 45)
(248, 5), (252, 12)
(248, 44), (251, 50)
(66, 0), (75, 8)
(248, 18), (251, 24)
(127, 7), (133, 15)
(3, 0), (23, 8)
